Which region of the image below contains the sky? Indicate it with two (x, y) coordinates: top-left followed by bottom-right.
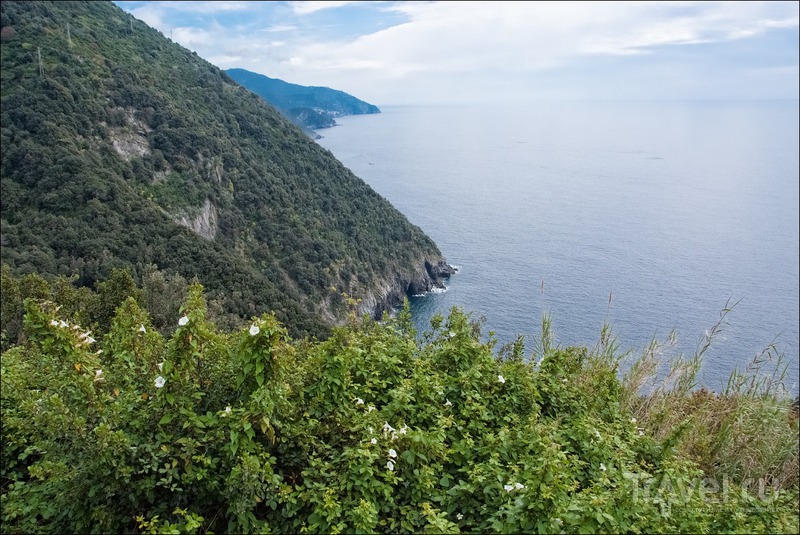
(113, 1), (799, 106)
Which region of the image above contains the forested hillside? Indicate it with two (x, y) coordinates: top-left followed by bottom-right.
(0, 0), (451, 340)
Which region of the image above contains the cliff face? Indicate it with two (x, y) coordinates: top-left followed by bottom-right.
(0, 0), (449, 338)
(358, 259), (456, 320)
(174, 199), (218, 241)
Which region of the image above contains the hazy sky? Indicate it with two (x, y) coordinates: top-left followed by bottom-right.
(113, 1), (799, 106)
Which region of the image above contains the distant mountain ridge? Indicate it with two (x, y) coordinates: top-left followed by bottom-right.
(225, 68), (380, 134)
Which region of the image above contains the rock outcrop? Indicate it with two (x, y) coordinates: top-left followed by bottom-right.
(174, 199), (218, 241)
(358, 257), (457, 319)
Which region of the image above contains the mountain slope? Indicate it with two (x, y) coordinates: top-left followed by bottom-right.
(225, 67), (380, 132)
(0, 0), (452, 338)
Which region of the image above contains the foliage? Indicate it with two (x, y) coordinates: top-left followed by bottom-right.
(1, 2), (796, 533)
(2, 284), (797, 534)
(0, 264), (243, 352)
(0, 0), (443, 340)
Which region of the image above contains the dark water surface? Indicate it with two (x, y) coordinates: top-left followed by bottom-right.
(316, 101), (799, 393)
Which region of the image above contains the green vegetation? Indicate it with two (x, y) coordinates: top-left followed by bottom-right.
(2, 2), (797, 533)
(0, 0), (445, 340)
(1, 277), (797, 534)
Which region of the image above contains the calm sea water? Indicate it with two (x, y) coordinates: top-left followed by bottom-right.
(316, 101), (799, 394)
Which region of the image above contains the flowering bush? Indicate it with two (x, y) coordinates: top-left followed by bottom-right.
(1, 286), (797, 534)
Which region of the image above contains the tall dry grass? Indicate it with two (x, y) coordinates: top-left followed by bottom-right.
(613, 300), (799, 490)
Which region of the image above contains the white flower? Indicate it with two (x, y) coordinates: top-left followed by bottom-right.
(224, 406), (232, 415)
(382, 422), (395, 434)
(399, 425), (408, 435)
(370, 438), (377, 444)
(157, 362), (164, 372)
(154, 376), (166, 388)
(504, 484), (514, 492)
(368, 426), (374, 434)
(355, 398), (364, 405)
(386, 460), (394, 471)
(138, 324), (147, 333)
(639, 430), (644, 436)
(59, 320), (68, 328)
(79, 331), (92, 339)
(445, 399), (452, 407)
(594, 429), (601, 439)
(631, 417), (637, 424)
(562, 378), (568, 383)
(368, 405), (376, 412)
(498, 375), (505, 384)
(94, 369), (103, 380)
(388, 448), (397, 458)
(50, 320), (59, 327)
(514, 482), (525, 490)
(456, 513), (464, 520)
(249, 324), (260, 336)
(448, 331), (456, 338)
(178, 315), (189, 326)
(72, 325), (80, 330)
(600, 463), (607, 472)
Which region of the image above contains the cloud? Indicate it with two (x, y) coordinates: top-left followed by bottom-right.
(298, 1), (798, 72)
(288, 2), (361, 16)
(128, 4), (166, 29)
(148, 1), (256, 14)
(282, 1), (798, 102)
(117, 1), (799, 104)
(185, 1), (256, 13)
(128, 1), (257, 32)
(261, 25), (298, 33)
(579, 1), (800, 55)
(171, 26), (215, 49)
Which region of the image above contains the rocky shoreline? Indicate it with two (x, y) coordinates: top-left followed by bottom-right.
(358, 259), (457, 319)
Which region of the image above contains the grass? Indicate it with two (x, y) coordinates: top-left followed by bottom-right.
(531, 295), (798, 492)
(589, 298), (800, 492)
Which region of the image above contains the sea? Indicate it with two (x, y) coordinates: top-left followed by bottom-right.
(315, 101), (800, 395)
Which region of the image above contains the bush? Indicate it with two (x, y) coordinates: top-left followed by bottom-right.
(1, 287), (798, 534)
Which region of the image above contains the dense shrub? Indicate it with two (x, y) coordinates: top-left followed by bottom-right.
(2, 284), (797, 534)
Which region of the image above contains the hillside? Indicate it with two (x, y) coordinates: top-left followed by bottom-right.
(226, 68), (380, 133)
(0, 1), (452, 339)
